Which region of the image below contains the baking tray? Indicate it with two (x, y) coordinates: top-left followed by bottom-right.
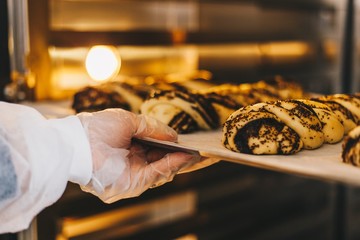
(25, 100), (360, 186)
(137, 130), (360, 187)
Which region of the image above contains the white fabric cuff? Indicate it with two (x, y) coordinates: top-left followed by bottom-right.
(48, 116), (93, 186)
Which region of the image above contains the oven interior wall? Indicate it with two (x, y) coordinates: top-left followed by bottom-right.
(27, 0), (357, 100)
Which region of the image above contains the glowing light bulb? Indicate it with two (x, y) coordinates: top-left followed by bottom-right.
(85, 45), (121, 82)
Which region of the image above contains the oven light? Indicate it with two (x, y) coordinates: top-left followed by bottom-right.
(85, 45), (121, 82)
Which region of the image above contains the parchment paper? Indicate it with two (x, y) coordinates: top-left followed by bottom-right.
(140, 130), (360, 187)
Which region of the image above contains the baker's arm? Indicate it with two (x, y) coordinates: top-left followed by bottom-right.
(0, 102), (92, 233)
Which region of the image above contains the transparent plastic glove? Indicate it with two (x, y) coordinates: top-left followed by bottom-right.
(77, 108), (201, 203)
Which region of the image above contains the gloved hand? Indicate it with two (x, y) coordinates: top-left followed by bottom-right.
(77, 108), (201, 203)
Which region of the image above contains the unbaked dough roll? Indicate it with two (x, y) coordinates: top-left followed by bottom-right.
(141, 90), (239, 133)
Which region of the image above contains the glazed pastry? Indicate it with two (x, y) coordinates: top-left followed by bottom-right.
(140, 90), (239, 133)
(342, 125), (360, 166)
(222, 98), (349, 155)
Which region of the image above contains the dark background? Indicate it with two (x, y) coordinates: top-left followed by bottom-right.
(0, 0), (11, 101)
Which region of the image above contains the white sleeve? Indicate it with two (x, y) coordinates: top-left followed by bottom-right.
(0, 101), (92, 233)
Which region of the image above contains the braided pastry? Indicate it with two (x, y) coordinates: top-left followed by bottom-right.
(72, 71), (215, 113)
(73, 73), (305, 135)
(200, 75), (304, 107)
(140, 75), (305, 133)
(342, 125), (360, 166)
(72, 86), (131, 113)
(222, 94), (359, 155)
(72, 81), (150, 113)
(140, 90), (239, 133)
(311, 94), (360, 133)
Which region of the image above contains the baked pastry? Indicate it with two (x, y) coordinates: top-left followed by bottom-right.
(140, 89), (239, 133)
(311, 94), (360, 133)
(200, 75), (304, 107)
(146, 70), (215, 92)
(72, 86), (131, 113)
(255, 75), (305, 100)
(72, 81), (150, 113)
(140, 75), (306, 133)
(72, 70), (215, 113)
(342, 125), (360, 166)
(72, 73), (306, 135)
(222, 96), (353, 155)
(295, 99), (344, 144)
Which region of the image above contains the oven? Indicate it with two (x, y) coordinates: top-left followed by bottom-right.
(3, 0), (359, 104)
(1, 0), (360, 240)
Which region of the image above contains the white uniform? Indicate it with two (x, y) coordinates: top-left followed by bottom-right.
(0, 102), (92, 233)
